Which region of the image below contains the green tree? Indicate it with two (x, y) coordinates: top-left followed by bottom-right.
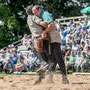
(0, 0), (89, 48)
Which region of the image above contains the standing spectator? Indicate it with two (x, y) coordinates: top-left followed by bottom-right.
(27, 35), (34, 49)
(79, 20), (83, 26)
(66, 34), (73, 47)
(83, 40), (90, 51)
(68, 20), (74, 28)
(21, 34), (28, 46)
(24, 55), (30, 71)
(66, 23), (71, 31)
(80, 42), (85, 52)
(17, 49), (23, 58)
(60, 30), (66, 46)
(0, 50), (5, 56)
(84, 46), (90, 59)
(59, 21), (64, 31)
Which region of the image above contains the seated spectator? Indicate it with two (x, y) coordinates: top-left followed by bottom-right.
(67, 50), (76, 72)
(72, 41), (79, 55)
(29, 53), (37, 72)
(65, 49), (71, 62)
(74, 32), (81, 44)
(59, 21), (64, 31)
(83, 19), (88, 26)
(4, 57), (14, 74)
(84, 46), (90, 59)
(74, 51), (82, 72)
(80, 26), (88, 35)
(79, 52), (89, 72)
(66, 34), (73, 47)
(80, 42), (85, 51)
(21, 34), (28, 46)
(76, 22), (82, 31)
(0, 54), (5, 72)
(9, 45), (14, 53)
(11, 52), (18, 64)
(80, 34), (86, 44)
(15, 54), (25, 74)
(61, 46), (67, 56)
(84, 40), (90, 50)
(28, 50), (33, 57)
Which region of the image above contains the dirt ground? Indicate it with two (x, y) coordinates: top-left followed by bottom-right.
(0, 74), (90, 90)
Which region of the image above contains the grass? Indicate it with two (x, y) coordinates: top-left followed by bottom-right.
(0, 72), (37, 77)
(0, 70), (90, 77)
(0, 72), (10, 77)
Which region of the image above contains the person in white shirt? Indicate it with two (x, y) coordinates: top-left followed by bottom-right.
(66, 34), (73, 47)
(74, 51), (82, 72)
(83, 39), (89, 50)
(80, 34), (86, 44)
(79, 52), (89, 72)
(21, 34), (28, 46)
(72, 41), (79, 55)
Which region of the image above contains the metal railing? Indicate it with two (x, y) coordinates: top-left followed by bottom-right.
(0, 39), (21, 50)
(55, 15), (87, 25)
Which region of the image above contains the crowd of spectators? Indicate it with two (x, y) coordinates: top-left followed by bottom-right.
(59, 19), (90, 73)
(0, 44), (40, 74)
(0, 18), (90, 74)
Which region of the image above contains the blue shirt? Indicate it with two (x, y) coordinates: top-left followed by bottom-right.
(63, 30), (70, 38)
(29, 56), (37, 64)
(11, 55), (18, 64)
(5, 61), (14, 70)
(40, 10), (54, 24)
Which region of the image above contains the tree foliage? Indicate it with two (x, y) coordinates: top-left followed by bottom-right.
(0, 0), (89, 48)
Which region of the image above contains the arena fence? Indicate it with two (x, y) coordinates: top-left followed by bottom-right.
(0, 39), (21, 50)
(55, 15), (87, 25)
